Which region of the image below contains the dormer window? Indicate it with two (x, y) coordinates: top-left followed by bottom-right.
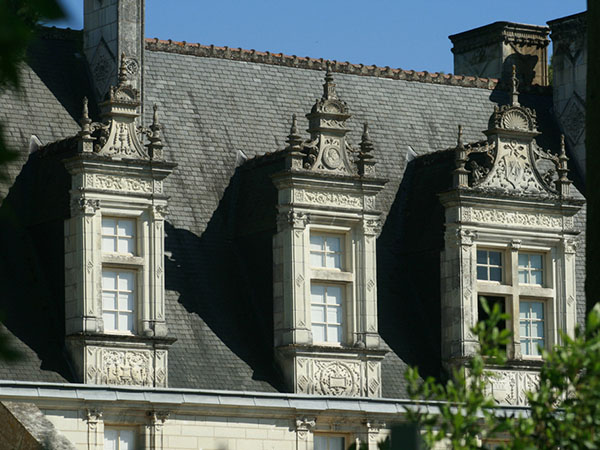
(476, 249), (503, 282)
(518, 253), (544, 285)
(101, 217), (141, 335)
(310, 234), (343, 269)
(102, 218), (136, 254)
(102, 270), (135, 333)
(310, 284), (343, 344)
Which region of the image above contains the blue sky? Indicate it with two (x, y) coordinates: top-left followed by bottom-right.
(49, 0), (585, 74)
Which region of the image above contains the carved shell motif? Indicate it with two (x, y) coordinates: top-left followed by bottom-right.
(502, 110), (529, 131)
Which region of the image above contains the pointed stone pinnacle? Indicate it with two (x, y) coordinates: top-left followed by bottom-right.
(118, 52), (128, 85)
(511, 64), (520, 106)
(457, 125), (464, 148)
(286, 114), (303, 149)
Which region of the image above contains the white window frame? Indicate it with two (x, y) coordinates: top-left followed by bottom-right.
(314, 434), (347, 450)
(102, 269), (136, 334)
(475, 243), (555, 361)
(103, 425), (137, 450)
(100, 210), (145, 336)
(308, 226), (354, 347)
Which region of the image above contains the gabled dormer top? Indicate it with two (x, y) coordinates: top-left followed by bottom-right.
(77, 54), (164, 161)
(283, 69), (377, 177)
(453, 66), (572, 199)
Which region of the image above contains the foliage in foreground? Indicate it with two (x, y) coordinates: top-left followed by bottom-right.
(406, 299), (600, 449)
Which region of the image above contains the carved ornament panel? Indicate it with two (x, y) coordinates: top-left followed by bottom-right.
(85, 346), (167, 387)
(486, 369), (540, 406)
(294, 357), (381, 397)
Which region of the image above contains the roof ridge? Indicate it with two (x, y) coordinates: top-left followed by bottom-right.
(145, 38), (501, 90)
(36, 25), (82, 41)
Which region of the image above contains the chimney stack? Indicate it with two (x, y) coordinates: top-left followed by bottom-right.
(449, 22), (550, 86)
(83, 0), (145, 102)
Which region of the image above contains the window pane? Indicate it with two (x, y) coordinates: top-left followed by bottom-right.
(530, 342), (542, 357)
(477, 266), (488, 281)
(310, 252), (324, 268)
(311, 285), (325, 301)
(330, 437), (345, 450)
(327, 306), (342, 324)
(119, 312), (133, 332)
(102, 218), (116, 235)
(530, 254), (543, 269)
(103, 312), (117, 331)
(532, 322), (544, 338)
(312, 324), (325, 343)
(519, 322), (528, 337)
(477, 250), (487, 264)
(531, 270), (543, 285)
(518, 270), (528, 284)
(327, 237), (341, 253)
(102, 271), (117, 290)
(311, 305), (325, 322)
(118, 272), (134, 291)
(118, 237), (134, 254)
(489, 251), (501, 266)
(102, 236), (117, 252)
(326, 286), (342, 305)
(519, 302), (530, 318)
(531, 302), (544, 319)
(326, 253), (341, 269)
(518, 253), (528, 267)
(118, 293), (133, 312)
(310, 235), (325, 251)
(327, 325), (342, 343)
(103, 292), (117, 310)
(118, 219), (134, 237)
(104, 429), (118, 450)
(119, 429), (135, 450)
(490, 267), (502, 282)
(521, 340), (530, 355)
(314, 436), (327, 450)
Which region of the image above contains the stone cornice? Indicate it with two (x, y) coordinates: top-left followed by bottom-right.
(449, 22), (550, 52)
(548, 12), (587, 42)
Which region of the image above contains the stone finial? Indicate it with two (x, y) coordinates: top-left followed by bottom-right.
(285, 114), (305, 170)
(556, 134), (572, 197)
(357, 123), (376, 176)
(118, 52), (128, 86)
(323, 67), (337, 100)
(453, 125), (470, 188)
(511, 64), (520, 106)
(77, 96), (95, 152)
(147, 104), (164, 160)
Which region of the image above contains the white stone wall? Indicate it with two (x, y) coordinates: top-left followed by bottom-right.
(40, 408), (391, 450)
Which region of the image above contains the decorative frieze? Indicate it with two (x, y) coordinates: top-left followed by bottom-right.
(466, 207), (562, 228)
(84, 173), (161, 194)
(294, 189), (363, 209)
(85, 346), (167, 387)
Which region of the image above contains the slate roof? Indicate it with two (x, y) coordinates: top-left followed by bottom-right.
(0, 28), (586, 398)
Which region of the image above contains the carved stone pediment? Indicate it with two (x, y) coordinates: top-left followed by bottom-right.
(77, 54), (164, 161)
(454, 66), (572, 198)
(284, 70), (377, 177)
